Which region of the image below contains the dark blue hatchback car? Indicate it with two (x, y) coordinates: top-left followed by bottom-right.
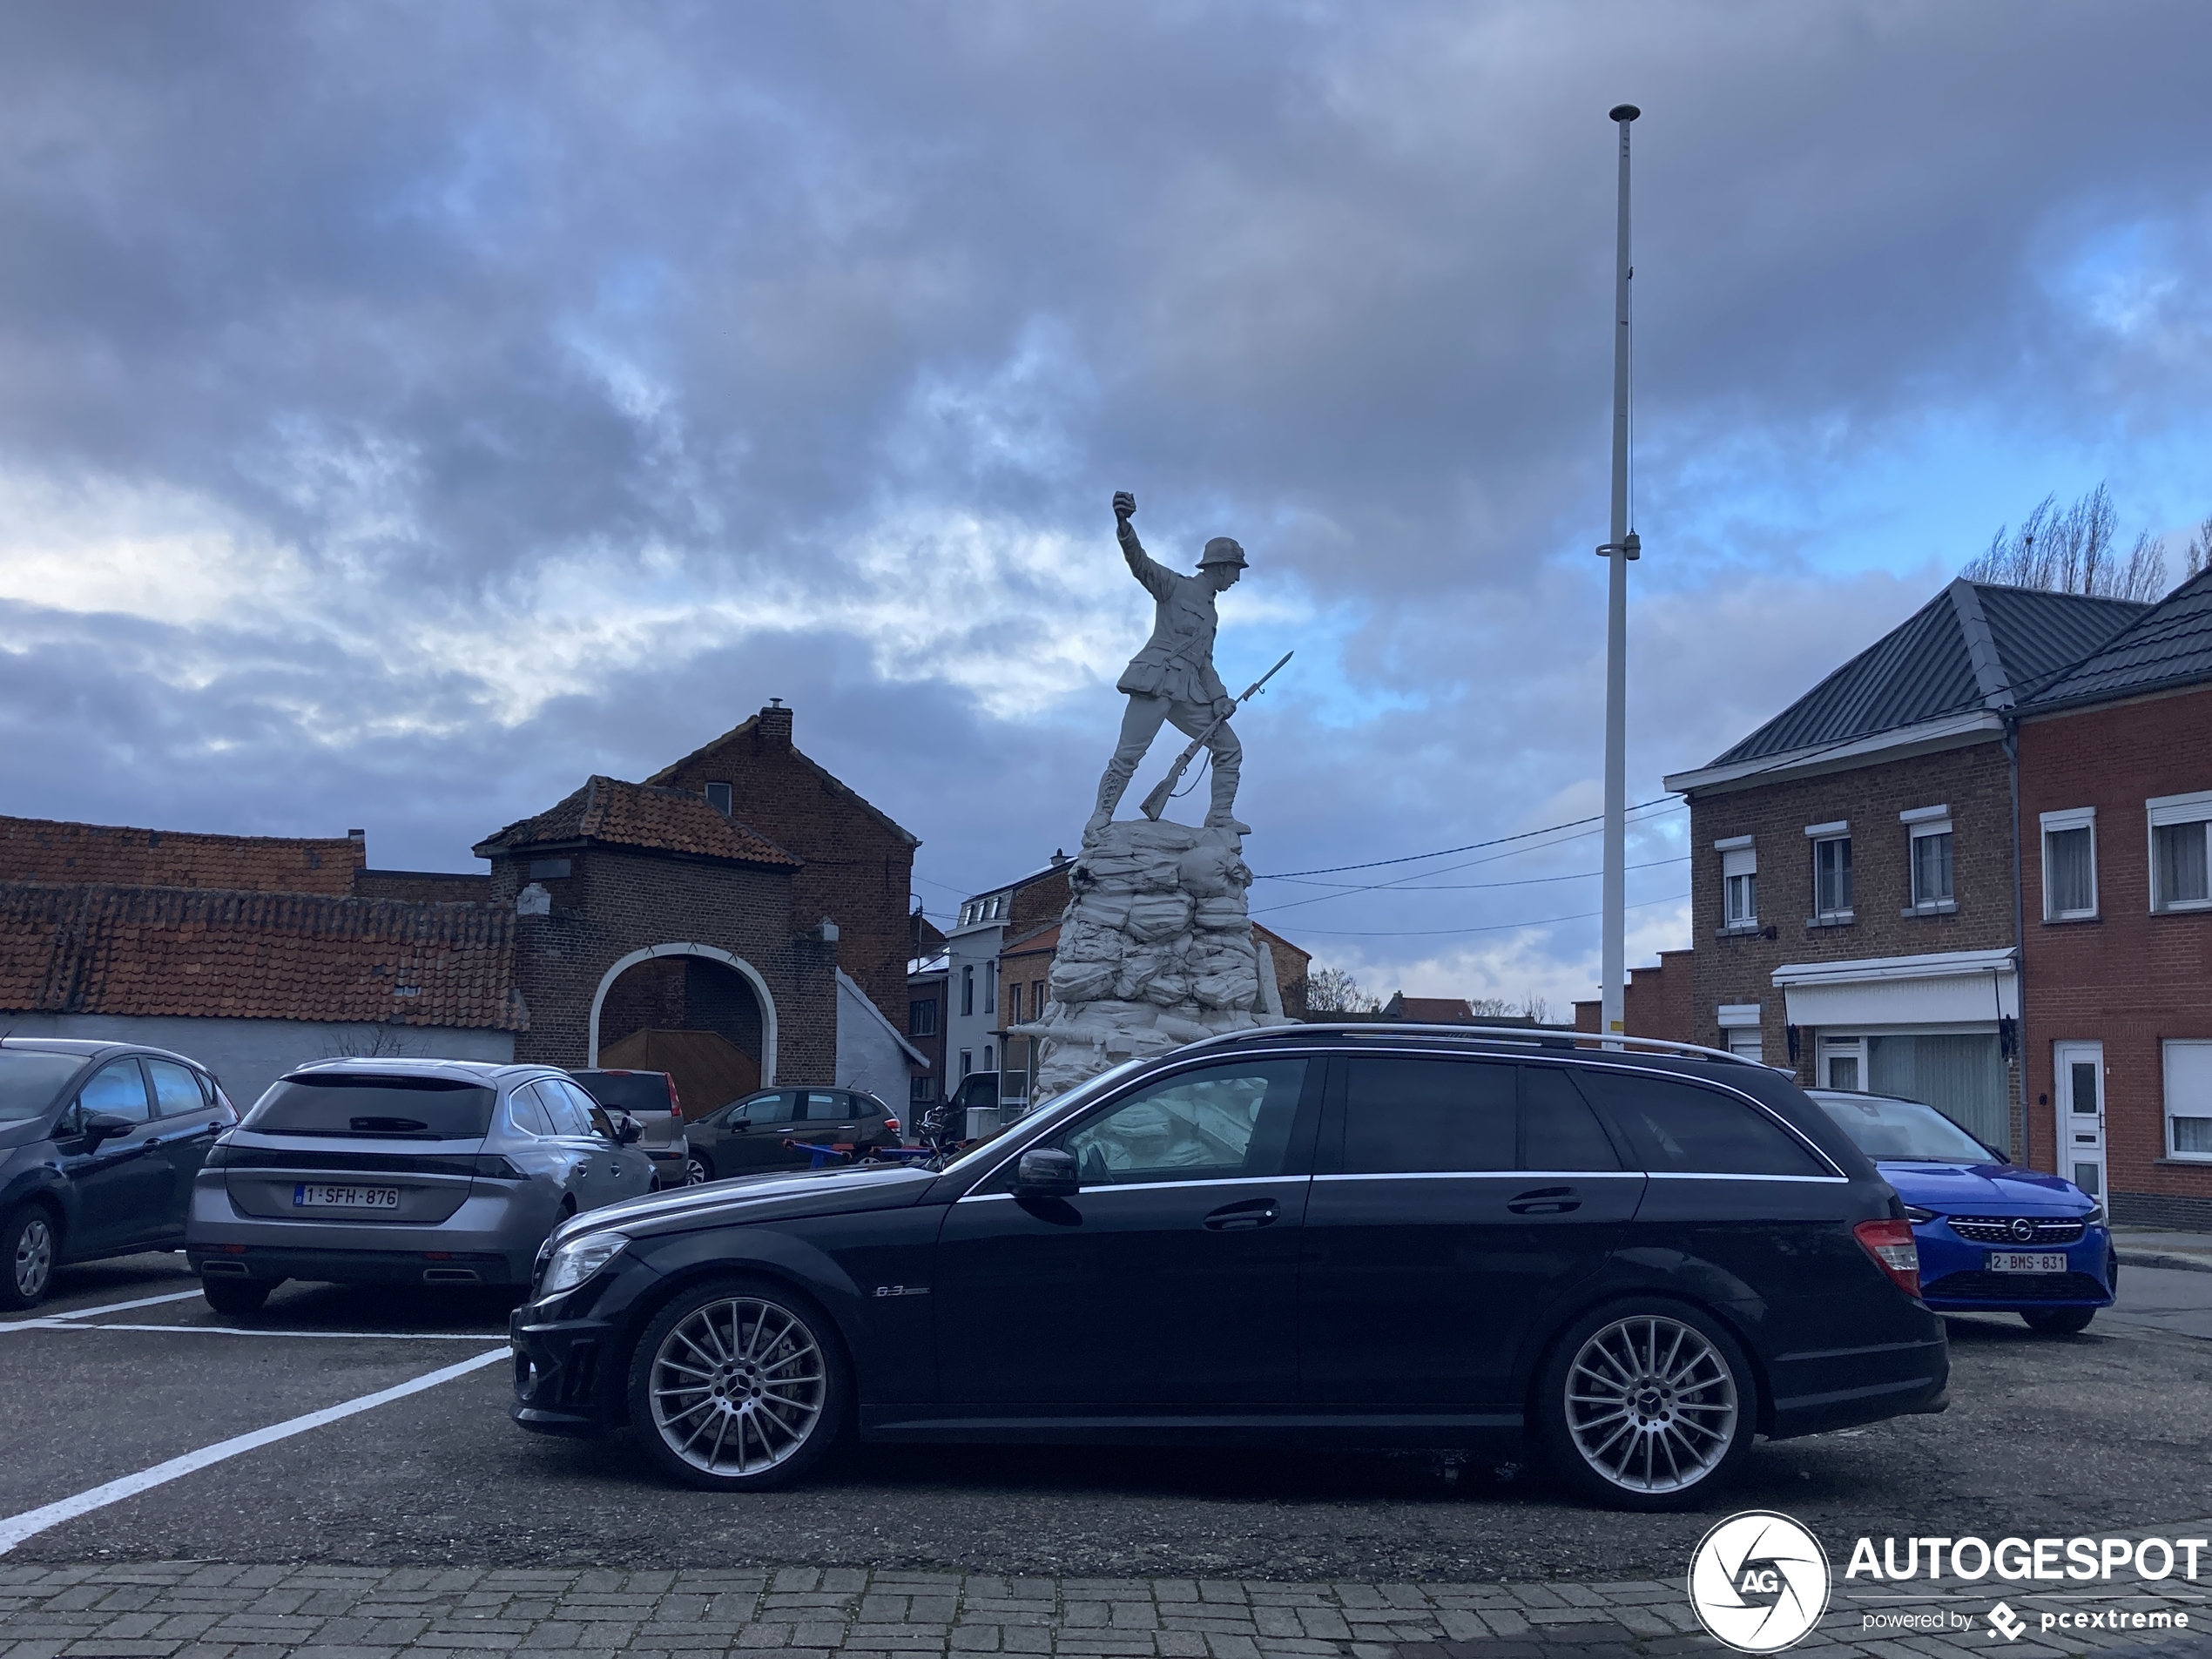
(1811, 1089), (2115, 1333)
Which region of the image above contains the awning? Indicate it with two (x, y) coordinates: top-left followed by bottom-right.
(1772, 947), (2017, 1028)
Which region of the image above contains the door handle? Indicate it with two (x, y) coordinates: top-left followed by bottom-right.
(1204, 1198), (1278, 1231)
(1507, 1185), (1581, 1216)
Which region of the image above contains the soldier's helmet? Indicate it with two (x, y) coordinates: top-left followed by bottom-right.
(1198, 536), (1248, 570)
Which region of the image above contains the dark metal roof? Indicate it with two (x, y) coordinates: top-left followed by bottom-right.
(1705, 582), (2149, 769)
(2023, 569), (2212, 712)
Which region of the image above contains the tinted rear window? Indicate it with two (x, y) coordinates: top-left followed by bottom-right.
(247, 1076), (497, 1140)
(1521, 1066), (1622, 1171)
(1342, 1057), (1516, 1173)
(0, 1052), (90, 1123)
(572, 1071), (671, 1113)
(1570, 1069), (1825, 1177)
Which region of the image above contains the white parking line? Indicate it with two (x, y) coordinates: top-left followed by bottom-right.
(32, 1322), (496, 1340)
(0, 1345), (510, 1555)
(0, 1290), (203, 1330)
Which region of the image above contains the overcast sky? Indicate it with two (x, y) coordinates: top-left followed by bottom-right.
(3, 2), (2209, 1010)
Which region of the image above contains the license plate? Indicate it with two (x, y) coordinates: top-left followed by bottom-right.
(1986, 1251), (2067, 1273)
(293, 1184), (401, 1210)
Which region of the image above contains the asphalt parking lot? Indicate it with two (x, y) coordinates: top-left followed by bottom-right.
(3, 1253), (2209, 1585)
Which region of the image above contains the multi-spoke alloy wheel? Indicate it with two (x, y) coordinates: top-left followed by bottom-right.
(633, 1286), (842, 1489)
(1538, 1302), (1752, 1510)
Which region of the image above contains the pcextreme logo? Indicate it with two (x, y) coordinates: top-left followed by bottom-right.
(1687, 1511), (1833, 1654)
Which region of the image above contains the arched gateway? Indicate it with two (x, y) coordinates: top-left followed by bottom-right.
(589, 942), (778, 1083)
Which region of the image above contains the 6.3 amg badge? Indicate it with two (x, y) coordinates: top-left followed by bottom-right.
(1688, 1511), (1832, 1653)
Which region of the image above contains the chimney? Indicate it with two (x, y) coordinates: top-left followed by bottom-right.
(347, 828), (367, 867)
(756, 698), (793, 745)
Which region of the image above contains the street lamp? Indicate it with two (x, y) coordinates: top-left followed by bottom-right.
(1597, 102), (1641, 1042)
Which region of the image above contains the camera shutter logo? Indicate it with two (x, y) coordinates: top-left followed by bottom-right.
(1687, 1511), (1831, 1653)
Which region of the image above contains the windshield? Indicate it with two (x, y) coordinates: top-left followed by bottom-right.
(935, 1056), (1149, 1177)
(246, 1075), (497, 1140)
(1813, 1090), (1994, 1164)
(0, 1051), (91, 1123)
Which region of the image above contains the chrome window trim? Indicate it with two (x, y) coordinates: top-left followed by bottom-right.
(1311, 1170), (1645, 1184)
(957, 1174), (1309, 1204)
(1644, 1170), (1850, 1184)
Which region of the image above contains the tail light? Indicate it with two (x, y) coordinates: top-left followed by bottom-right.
(665, 1075), (683, 1116)
(883, 1116), (900, 1135)
(472, 1155), (525, 1180)
(1853, 1217), (1923, 1299)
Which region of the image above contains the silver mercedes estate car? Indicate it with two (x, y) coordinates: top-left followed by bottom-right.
(185, 1058), (655, 1314)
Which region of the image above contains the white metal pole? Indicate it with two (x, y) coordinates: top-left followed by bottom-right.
(1601, 103), (1640, 1042)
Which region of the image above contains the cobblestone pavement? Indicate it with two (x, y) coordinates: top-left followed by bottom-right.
(1, 1561), (2205, 1659)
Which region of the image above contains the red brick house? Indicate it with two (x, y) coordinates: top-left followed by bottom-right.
(1661, 580), (2149, 1154)
(2014, 570), (2212, 1229)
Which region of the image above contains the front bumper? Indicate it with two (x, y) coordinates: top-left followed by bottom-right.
(1917, 1224), (2115, 1312)
(509, 1301), (624, 1435)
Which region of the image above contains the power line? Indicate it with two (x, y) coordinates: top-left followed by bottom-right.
(1273, 855), (1687, 894)
(1250, 796), (1683, 880)
(1291, 891), (1689, 939)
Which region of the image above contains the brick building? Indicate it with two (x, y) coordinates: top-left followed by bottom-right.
(2013, 570), (2212, 1228)
(1661, 580), (2148, 1154)
(904, 954), (948, 1109)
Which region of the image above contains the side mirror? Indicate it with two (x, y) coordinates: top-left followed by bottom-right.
(83, 1112), (134, 1148)
(1014, 1147), (1079, 1198)
(729, 1117), (751, 1133)
(616, 1118), (642, 1146)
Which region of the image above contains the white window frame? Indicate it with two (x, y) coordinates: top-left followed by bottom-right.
(2162, 1038), (2212, 1163)
(1717, 1003), (1763, 1063)
(2147, 789), (2212, 914)
(1902, 805), (1955, 912)
(1716, 835), (1757, 930)
(1817, 1035), (1867, 1092)
(1804, 821), (1852, 921)
(2040, 806), (2099, 921)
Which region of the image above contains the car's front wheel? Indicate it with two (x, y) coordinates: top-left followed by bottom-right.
(627, 1278), (847, 1491)
(1534, 1299), (1757, 1511)
(2021, 1306), (2096, 1335)
(0, 1204), (58, 1311)
(685, 1154), (713, 1185)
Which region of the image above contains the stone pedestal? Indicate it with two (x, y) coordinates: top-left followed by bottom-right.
(1013, 819), (1294, 1100)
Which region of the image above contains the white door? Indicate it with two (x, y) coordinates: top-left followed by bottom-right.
(1818, 1035), (1867, 1092)
(2054, 1042), (2106, 1199)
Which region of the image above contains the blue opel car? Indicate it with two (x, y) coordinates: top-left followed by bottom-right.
(1811, 1089), (2114, 1333)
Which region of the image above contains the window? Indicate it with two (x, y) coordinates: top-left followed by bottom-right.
(507, 1087), (556, 1137)
(528, 858), (572, 880)
(704, 782), (732, 816)
(1052, 1058), (1309, 1185)
(732, 1092), (796, 1126)
(2166, 1041), (2212, 1160)
(959, 1049), (973, 1079)
(248, 1075), (495, 1139)
(1726, 1030), (1764, 1063)
(1807, 822), (1852, 919)
(2040, 807), (2097, 920)
(799, 1091), (845, 1122)
(1572, 1069), (1824, 1177)
(1869, 1033), (2008, 1152)
(1718, 1006), (1763, 1065)
(1521, 1066), (1622, 1171)
(961, 964), (974, 1016)
(908, 998), (937, 1037)
(1716, 836), (1757, 929)
(983, 1044), (995, 1071)
(78, 1061), (152, 1124)
(1903, 806), (1953, 909)
(983, 963), (996, 1015)
(1005, 981), (1022, 1023)
(145, 1059), (206, 1117)
(532, 1080), (594, 1137)
(1032, 979), (1046, 1015)
(1342, 1057), (1516, 1173)
(2148, 791), (2212, 913)
(910, 1074), (937, 1103)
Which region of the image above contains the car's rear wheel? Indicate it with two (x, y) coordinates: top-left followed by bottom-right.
(2021, 1306), (2096, 1335)
(1535, 1299), (1756, 1511)
(627, 1278), (847, 1491)
(1, 1204), (58, 1311)
(685, 1154), (713, 1185)
(201, 1275), (279, 1317)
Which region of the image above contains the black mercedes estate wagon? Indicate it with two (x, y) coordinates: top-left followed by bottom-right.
(509, 1025), (1949, 1510)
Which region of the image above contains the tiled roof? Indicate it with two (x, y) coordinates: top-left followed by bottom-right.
(0, 816), (363, 894)
(2024, 569), (2212, 711)
(1703, 582), (2149, 769)
(0, 883), (524, 1031)
(473, 777), (801, 868)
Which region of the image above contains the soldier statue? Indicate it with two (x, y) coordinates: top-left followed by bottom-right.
(1086, 490), (1249, 840)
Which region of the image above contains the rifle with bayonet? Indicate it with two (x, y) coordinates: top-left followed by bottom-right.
(1138, 651), (1294, 821)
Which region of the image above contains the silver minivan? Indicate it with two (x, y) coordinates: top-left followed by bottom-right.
(185, 1058), (655, 1314)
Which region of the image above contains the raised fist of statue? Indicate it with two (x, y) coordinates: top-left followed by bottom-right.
(1112, 490), (1136, 522)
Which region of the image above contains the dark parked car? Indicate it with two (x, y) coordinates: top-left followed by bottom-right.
(1, 1038), (236, 1308)
(680, 1088), (900, 1184)
(1810, 1089), (2115, 1333)
(508, 1026), (1949, 1509)
(569, 1069), (689, 1189)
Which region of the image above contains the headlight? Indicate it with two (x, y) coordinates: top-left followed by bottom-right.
(1903, 1204), (1938, 1224)
(2082, 1204), (2105, 1226)
(540, 1232), (628, 1297)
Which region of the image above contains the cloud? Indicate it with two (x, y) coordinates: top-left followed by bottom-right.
(3, 0), (2210, 1004)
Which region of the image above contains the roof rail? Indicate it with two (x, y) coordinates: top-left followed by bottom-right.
(1180, 1022), (1758, 1067)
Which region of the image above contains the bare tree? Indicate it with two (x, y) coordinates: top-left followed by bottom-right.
(1961, 482), (2169, 602)
(1467, 992), (1555, 1022)
(2186, 516), (2212, 583)
(1300, 966), (1379, 1014)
